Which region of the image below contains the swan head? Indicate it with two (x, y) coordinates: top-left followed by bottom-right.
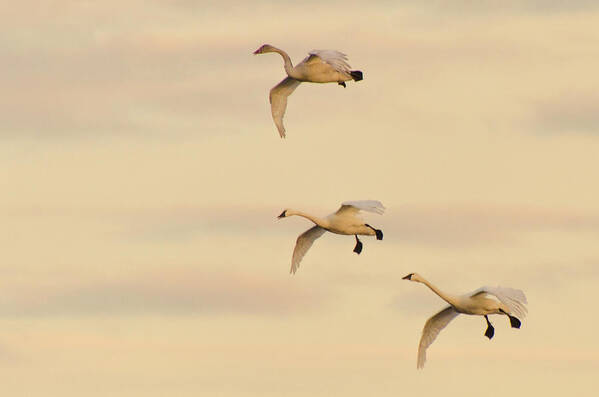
(402, 273), (424, 283)
(254, 44), (277, 55)
(277, 209), (299, 218)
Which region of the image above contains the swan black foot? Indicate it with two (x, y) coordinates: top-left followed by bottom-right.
(498, 308), (521, 329)
(509, 315), (521, 329)
(350, 70), (363, 81)
(353, 235), (363, 254)
(365, 224), (383, 240)
(484, 315), (495, 340)
(338, 81), (346, 88)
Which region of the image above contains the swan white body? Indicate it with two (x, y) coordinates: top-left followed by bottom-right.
(278, 200), (384, 274)
(253, 44), (363, 138)
(402, 273), (528, 369)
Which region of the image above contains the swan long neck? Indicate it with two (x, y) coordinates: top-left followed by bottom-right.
(271, 47), (300, 79)
(419, 276), (459, 307)
(289, 210), (329, 228)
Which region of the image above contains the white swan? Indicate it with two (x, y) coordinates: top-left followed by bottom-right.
(278, 200), (384, 274)
(253, 44), (364, 138)
(402, 273), (528, 369)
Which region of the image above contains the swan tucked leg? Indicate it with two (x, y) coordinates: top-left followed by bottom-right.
(365, 224), (384, 240)
(353, 235), (363, 254)
(484, 315), (495, 339)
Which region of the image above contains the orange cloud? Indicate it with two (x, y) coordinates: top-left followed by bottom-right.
(0, 269), (329, 317)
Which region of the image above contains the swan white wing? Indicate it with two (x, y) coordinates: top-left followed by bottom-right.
(472, 286), (528, 319)
(307, 50), (351, 73)
(336, 200), (385, 216)
(417, 306), (460, 369)
(269, 77), (301, 138)
(290, 226), (326, 274)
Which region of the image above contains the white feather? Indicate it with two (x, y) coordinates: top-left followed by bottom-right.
(417, 306), (460, 369)
(269, 77), (301, 138)
(290, 226), (326, 274)
(338, 200), (386, 215)
(473, 286), (528, 319)
(307, 50), (351, 74)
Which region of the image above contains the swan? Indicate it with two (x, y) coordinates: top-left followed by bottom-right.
(278, 200), (384, 274)
(402, 273), (528, 369)
(253, 44), (364, 138)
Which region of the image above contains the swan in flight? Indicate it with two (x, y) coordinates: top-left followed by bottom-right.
(253, 44), (363, 138)
(402, 273), (528, 369)
(278, 200), (384, 274)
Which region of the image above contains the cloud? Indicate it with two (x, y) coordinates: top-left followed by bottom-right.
(0, 1), (260, 140)
(4, 0), (598, 141)
(0, 269), (328, 317)
(384, 204), (599, 246)
(9, 203), (599, 248)
(0, 39), (256, 140)
(0, 345), (20, 364)
(388, 288), (447, 316)
(80, 204), (599, 246)
(401, 0), (599, 15)
(96, 205), (281, 243)
(533, 93), (599, 135)
(516, 258), (599, 289)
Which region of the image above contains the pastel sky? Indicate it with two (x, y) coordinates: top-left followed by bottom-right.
(2, 1), (599, 396)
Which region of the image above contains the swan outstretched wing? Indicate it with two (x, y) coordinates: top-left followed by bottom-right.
(336, 200), (386, 216)
(269, 77), (301, 138)
(417, 306), (460, 369)
(291, 226), (326, 274)
(472, 286), (528, 319)
(307, 50), (352, 74)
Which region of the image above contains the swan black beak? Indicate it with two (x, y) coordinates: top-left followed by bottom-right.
(277, 210), (287, 219)
(402, 273), (414, 280)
